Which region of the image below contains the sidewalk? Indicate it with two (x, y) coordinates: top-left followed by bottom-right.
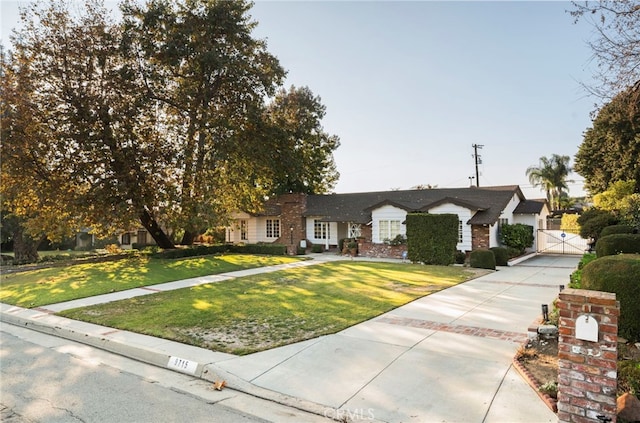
(0, 253), (579, 422)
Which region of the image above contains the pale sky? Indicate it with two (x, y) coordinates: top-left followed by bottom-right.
(1, 1), (598, 199)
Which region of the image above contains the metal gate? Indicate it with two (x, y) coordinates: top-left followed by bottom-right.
(537, 230), (590, 255)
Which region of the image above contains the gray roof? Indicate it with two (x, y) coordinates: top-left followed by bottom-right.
(304, 185), (525, 226)
(513, 199), (548, 214)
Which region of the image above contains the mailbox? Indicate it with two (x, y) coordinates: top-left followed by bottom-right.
(575, 314), (599, 342)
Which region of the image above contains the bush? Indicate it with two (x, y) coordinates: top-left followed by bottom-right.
(499, 223), (534, 254)
(406, 213), (458, 265)
(228, 243), (287, 255)
(489, 247), (509, 266)
(577, 208), (618, 241)
(581, 254), (640, 341)
(454, 250), (466, 264)
(595, 234), (640, 257)
(600, 224), (635, 237)
(311, 244), (323, 253)
(569, 253), (597, 289)
(469, 249), (496, 270)
(618, 359), (640, 397)
(296, 246), (306, 255)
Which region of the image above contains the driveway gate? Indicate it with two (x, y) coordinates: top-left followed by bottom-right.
(536, 230), (590, 255)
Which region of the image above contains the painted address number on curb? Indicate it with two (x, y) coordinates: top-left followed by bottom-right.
(167, 356), (198, 375)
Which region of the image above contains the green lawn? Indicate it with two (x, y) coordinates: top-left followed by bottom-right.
(0, 254), (302, 308)
(59, 261), (479, 355)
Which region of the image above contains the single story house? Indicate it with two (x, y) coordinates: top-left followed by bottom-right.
(225, 185), (550, 257)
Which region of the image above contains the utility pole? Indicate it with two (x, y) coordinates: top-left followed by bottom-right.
(472, 144), (483, 187)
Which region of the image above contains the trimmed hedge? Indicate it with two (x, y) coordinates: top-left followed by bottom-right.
(600, 224), (635, 237)
(489, 247), (509, 266)
(581, 254), (640, 342)
(406, 213), (458, 265)
(153, 243), (287, 259)
(595, 234), (640, 257)
(499, 223), (534, 254)
(470, 249), (496, 270)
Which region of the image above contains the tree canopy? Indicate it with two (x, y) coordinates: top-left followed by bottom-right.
(574, 86), (640, 195)
(571, 1), (640, 98)
(1, 0), (340, 256)
(525, 154), (573, 210)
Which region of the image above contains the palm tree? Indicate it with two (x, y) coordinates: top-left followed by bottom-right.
(526, 154), (573, 210)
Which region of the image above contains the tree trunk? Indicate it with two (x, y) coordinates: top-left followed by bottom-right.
(12, 226), (42, 264)
(180, 230), (196, 245)
(139, 209), (175, 249)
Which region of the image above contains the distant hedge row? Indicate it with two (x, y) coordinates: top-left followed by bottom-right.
(150, 243), (287, 259)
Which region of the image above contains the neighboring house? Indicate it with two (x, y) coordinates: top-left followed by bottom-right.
(225, 185), (549, 257)
(119, 229), (156, 250)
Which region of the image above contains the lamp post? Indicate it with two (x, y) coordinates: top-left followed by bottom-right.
(290, 225), (293, 245)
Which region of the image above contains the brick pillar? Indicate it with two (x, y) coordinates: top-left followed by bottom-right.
(557, 288), (618, 423)
(278, 193), (307, 255)
(471, 224), (489, 250)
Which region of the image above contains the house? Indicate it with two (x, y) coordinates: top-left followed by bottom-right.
(225, 185), (551, 257)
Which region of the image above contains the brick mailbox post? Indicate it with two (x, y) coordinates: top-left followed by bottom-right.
(557, 288), (619, 423)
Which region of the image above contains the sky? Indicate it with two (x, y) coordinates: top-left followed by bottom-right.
(1, 1), (599, 199)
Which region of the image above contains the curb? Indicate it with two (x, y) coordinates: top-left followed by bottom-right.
(0, 305), (349, 422)
(512, 356), (558, 413)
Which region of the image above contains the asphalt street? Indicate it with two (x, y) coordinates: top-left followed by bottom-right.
(0, 323), (329, 423)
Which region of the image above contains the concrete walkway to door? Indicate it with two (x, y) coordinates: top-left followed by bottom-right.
(214, 254), (579, 422)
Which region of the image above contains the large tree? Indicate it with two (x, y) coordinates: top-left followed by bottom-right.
(263, 86), (340, 195)
(3, 0), (341, 250)
(574, 87), (640, 194)
(121, 0), (286, 244)
(571, 1), (640, 98)
(526, 154), (573, 210)
(2, 0), (177, 248)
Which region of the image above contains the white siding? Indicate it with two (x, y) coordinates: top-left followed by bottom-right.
(429, 204), (473, 251)
(371, 205), (407, 243)
(305, 218), (338, 247)
(490, 193), (522, 248)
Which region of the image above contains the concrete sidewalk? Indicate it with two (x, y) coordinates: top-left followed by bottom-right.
(1, 253), (579, 422)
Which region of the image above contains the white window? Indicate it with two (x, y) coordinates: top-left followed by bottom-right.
(314, 220), (328, 239)
(499, 218), (509, 227)
(379, 219), (402, 241)
(458, 220), (463, 243)
(240, 220), (248, 241)
(266, 219), (280, 238)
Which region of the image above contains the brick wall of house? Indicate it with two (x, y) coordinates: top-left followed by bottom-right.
(358, 240), (407, 259)
(557, 289), (618, 423)
(471, 225), (490, 250)
(277, 193), (307, 255)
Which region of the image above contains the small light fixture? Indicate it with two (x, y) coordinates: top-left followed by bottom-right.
(541, 304), (549, 321)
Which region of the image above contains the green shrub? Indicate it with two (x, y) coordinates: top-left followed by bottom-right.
(499, 223), (534, 254)
(296, 246), (306, 255)
(595, 234), (640, 257)
(469, 249), (496, 270)
(578, 208), (618, 241)
(229, 243), (287, 255)
(152, 243), (287, 259)
(581, 254), (640, 341)
(406, 213), (458, 265)
(490, 247), (509, 266)
(455, 251), (466, 264)
(311, 244), (323, 253)
(569, 253), (597, 289)
(600, 224), (635, 237)
(618, 359), (640, 397)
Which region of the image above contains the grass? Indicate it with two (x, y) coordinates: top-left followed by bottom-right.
(0, 254), (302, 308)
(59, 261), (478, 355)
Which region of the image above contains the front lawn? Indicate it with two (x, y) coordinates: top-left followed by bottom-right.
(0, 254), (302, 308)
(59, 261), (479, 355)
